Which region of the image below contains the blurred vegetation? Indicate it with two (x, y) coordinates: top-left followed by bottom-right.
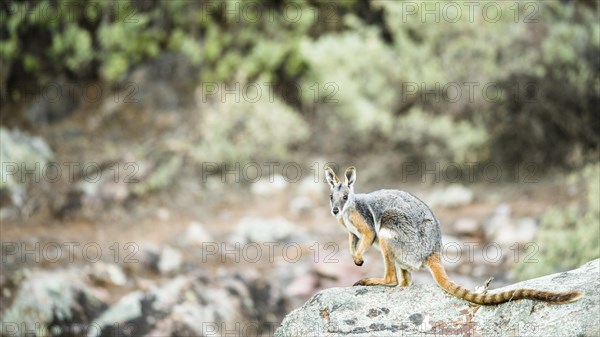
(192, 93), (310, 164)
(1, 0), (598, 172)
(516, 163), (600, 280)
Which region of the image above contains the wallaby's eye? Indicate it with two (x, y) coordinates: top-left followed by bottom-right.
(330, 194), (333, 201)
(343, 194), (348, 200)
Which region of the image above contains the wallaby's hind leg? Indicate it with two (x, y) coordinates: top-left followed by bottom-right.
(400, 269), (412, 287)
(354, 235), (398, 286)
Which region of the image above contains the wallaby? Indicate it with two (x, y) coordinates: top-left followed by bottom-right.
(325, 166), (583, 305)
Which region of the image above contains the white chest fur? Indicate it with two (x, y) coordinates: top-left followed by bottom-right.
(340, 210), (360, 238)
(339, 208), (381, 251)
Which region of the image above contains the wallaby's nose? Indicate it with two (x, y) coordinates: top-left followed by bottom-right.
(332, 207), (339, 215)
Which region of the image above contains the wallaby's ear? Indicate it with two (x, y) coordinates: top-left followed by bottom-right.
(344, 166), (356, 188)
(324, 166), (339, 188)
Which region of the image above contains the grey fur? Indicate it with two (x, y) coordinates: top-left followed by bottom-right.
(326, 166), (583, 305)
(358, 191), (441, 270)
(327, 168), (442, 271)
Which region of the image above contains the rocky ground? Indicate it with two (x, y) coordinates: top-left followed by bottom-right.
(0, 169), (578, 336)
(0, 126), (589, 337)
(274, 259), (600, 337)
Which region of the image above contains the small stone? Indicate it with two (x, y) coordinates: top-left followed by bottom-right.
(138, 242), (161, 271)
(289, 196), (314, 216)
(158, 246), (183, 275)
(493, 217), (538, 246)
(87, 262), (127, 287)
(483, 203), (512, 242)
(284, 273), (319, 298)
(151, 276), (189, 312)
(91, 291), (144, 337)
(250, 174), (288, 196)
(416, 314), (432, 332)
(425, 184), (474, 208)
(408, 313), (423, 325)
(367, 308), (382, 318)
(144, 318), (174, 337)
(296, 176), (326, 204)
(180, 222), (213, 247)
(157, 208), (170, 221)
(171, 302), (216, 336)
(230, 216), (306, 243)
(453, 218), (479, 234)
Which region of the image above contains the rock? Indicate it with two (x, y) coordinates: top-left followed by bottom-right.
(88, 291), (144, 337)
(179, 222), (213, 247)
(274, 259), (600, 337)
(55, 162), (133, 218)
(132, 156), (183, 197)
(291, 176), (326, 215)
(0, 269), (106, 337)
(24, 77), (79, 125)
(483, 204), (538, 246)
(250, 174), (288, 196)
(289, 196), (314, 216)
(168, 279), (249, 337)
(492, 217), (538, 247)
(86, 262), (127, 286)
(171, 302), (215, 336)
(143, 318), (174, 337)
(482, 203), (512, 241)
(452, 217), (479, 234)
(424, 184), (474, 208)
(101, 55), (190, 117)
(0, 127), (53, 210)
(230, 217), (306, 244)
(136, 242), (161, 272)
(284, 273), (320, 298)
(297, 176), (325, 200)
(157, 207), (170, 221)
(158, 246), (183, 275)
(151, 276), (190, 312)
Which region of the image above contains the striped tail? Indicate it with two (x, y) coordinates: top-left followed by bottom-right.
(424, 253), (583, 305)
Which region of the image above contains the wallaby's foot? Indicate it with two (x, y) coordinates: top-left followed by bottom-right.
(399, 280), (412, 287)
(400, 269), (412, 287)
(353, 278), (398, 286)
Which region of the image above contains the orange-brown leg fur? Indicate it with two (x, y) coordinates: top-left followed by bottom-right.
(354, 236), (398, 286)
(400, 269), (412, 287)
(351, 231), (375, 266)
(349, 210), (376, 266)
(349, 233), (358, 257)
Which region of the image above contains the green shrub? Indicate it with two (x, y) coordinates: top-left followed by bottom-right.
(300, 1), (598, 168)
(192, 90), (309, 164)
(299, 9), (489, 163)
(516, 163), (600, 280)
(2, 0), (597, 170)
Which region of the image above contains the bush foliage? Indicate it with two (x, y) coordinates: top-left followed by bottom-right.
(516, 163), (600, 280)
(1, 0), (598, 168)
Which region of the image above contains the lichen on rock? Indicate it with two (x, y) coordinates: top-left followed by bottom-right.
(275, 259), (600, 337)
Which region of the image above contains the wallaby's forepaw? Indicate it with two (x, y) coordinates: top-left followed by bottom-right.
(353, 278), (398, 287)
(353, 256), (364, 266)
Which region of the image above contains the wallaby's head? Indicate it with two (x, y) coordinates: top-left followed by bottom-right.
(324, 166), (356, 217)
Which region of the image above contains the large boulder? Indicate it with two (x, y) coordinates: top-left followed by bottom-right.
(275, 259), (599, 337)
(0, 127), (54, 218)
(0, 269), (107, 337)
